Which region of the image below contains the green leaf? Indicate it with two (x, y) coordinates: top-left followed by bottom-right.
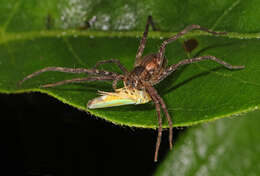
(155, 110), (260, 176)
(0, 0), (259, 128)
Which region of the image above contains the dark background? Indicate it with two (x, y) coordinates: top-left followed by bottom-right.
(0, 93), (181, 176)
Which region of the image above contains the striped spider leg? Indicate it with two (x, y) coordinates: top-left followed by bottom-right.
(18, 66), (124, 88)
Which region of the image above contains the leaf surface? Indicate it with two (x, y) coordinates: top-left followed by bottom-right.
(0, 0), (260, 128)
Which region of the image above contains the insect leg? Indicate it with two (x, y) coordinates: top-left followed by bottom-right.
(158, 25), (226, 60)
(93, 59), (129, 74)
(41, 76), (115, 88)
(158, 56), (245, 84)
(19, 67), (118, 85)
(135, 16), (158, 66)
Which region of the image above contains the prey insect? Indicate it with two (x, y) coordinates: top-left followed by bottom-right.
(19, 16), (244, 161)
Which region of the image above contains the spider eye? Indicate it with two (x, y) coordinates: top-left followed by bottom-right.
(127, 79), (131, 85)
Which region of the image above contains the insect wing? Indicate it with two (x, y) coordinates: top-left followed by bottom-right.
(87, 94), (136, 109)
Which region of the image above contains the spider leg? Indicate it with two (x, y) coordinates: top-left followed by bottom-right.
(158, 25), (226, 60)
(19, 67), (118, 85)
(41, 76), (115, 88)
(112, 75), (124, 91)
(153, 98), (162, 162)
(146, 85), (171, 162)
(93, 59), (129, 74)
(157, 55), (245, 84)
(135, 16), (158, 66)
(154, 91), (173, 150)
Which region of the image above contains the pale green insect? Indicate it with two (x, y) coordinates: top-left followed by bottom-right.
(87, 87), (151, 109)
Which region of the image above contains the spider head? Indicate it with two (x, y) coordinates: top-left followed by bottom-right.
(122, 66), (146, 89)
(124, 74), (140, 89)
(124, 54), (168, 89)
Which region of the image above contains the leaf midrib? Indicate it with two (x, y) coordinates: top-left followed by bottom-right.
(1, 30), (260, 45)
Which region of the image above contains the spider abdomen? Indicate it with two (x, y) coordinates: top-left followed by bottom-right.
(140, 54), (161, 74)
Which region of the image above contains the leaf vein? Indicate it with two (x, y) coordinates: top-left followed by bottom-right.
(63, 37), (86, 66)
(2, 0), (22, 33)
(211, 0), (241, 30)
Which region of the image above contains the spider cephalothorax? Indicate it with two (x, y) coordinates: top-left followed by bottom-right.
(124, 53), (168, 89)
(19, 16), (244, 161)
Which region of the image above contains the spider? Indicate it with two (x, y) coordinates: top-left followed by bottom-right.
(19, 16), (244, 161)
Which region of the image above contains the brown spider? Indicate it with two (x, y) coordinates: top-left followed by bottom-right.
(19, 16), (244, 161)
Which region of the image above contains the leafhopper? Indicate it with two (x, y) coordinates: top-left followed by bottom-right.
(87, 87), (151, 109)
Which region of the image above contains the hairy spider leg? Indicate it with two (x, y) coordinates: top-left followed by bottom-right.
(135, 16), (158, 67)
(153, 99), (162, 162)
(157, 25), (227, 66)
(19, 66), (119, 85)
(93, 59), (129, 74)
(158, 55), (245, 83)
(112, 75), (124, 91)
(41, 76), (116, 88)
(146, 85), (163, 162)
(154, 89), (173, 150)
(146, 84), (173, 162)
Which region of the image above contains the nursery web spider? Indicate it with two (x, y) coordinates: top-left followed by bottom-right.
(19, 16), (244, 161)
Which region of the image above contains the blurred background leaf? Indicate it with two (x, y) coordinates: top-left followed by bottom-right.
(155, 110), (260, 176)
